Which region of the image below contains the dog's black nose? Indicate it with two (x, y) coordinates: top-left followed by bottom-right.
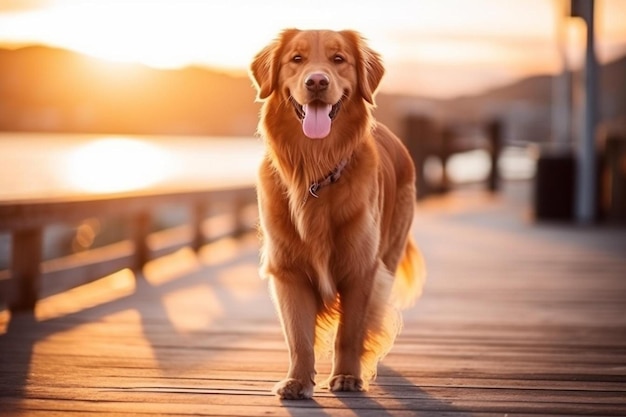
(305, 73), (329, 92)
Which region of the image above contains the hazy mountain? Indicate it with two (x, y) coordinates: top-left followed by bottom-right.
(378, 55), (625, 144)
(0, 46), (260, 136)
(438, 56), (625, 143)
(0, 45), (623, 144)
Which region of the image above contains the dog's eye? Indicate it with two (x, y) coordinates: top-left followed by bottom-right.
(292, 55), (303, 63)
(333, 54), (345, 63)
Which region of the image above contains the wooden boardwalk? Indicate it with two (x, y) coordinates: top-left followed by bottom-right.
(2, 182), (626, 416)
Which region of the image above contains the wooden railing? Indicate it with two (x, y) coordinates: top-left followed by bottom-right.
(404, 116), (503, 199)
(0, 186), (258, 312)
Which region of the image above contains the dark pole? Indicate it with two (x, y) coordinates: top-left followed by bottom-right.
(572, 0), (598, 224)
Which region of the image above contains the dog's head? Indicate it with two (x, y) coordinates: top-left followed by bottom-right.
(250, 29), (384, 139)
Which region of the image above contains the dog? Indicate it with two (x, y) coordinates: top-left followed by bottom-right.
(250, 29), (426, 400)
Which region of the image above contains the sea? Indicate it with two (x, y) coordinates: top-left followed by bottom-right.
(0, 132), (534, 201)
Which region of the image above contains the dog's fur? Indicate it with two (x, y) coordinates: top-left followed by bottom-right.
(250, 29), (425, 400)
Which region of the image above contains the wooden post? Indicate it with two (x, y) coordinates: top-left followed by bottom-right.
(605, 134), (626, 222)
(487, 119), (502, 192)
(440, 126), (453, 193)
(191, 202), (207, 251)
(10, 228), (43, 312)
(131, 211), (151, 273)
(404, 115), (435, 199)
(234, 199), (247, 238)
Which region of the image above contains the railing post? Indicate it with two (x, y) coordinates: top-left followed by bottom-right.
(487, 119), (502, 192)
(440, 127), (453, 193)
(234, 198), (249, 238)
(191, 202), (207, 251)
(10, 228), (43, 312)
(131, 211), (151, 274)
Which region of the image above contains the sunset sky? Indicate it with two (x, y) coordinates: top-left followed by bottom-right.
(0, 0), (625, 97)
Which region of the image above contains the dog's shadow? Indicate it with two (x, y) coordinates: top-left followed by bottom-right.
(280, 364), (470, 416)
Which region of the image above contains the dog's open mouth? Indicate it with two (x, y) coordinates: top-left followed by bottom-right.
(291, 98), (341, 139)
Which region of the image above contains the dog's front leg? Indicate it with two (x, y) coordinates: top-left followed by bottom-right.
(269, 274), (317, 399)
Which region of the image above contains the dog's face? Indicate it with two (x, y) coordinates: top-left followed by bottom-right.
(251, 29), (384, 139)
(279, 30), (354, 139)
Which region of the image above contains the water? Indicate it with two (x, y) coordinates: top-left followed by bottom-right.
(0, 132), (534, 201)
(0, 133), (265, 201)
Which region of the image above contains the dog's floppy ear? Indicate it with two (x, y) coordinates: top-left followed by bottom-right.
(250, 41), (277, 100)
(341, 30), (385, 105)
(250, 29), (299, 101)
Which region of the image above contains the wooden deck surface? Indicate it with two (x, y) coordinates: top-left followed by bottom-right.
(2, 182), (626, 416)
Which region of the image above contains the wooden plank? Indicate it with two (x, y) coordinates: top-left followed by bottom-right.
(40, 240), (134, 298)
(36, 216), (259, 299)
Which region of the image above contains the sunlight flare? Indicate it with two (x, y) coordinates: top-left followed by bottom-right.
(64, 137), (176, 194)
(0, 0), (625, 97)
(162, 285), (223, 333)
(35, 269), (136, 321)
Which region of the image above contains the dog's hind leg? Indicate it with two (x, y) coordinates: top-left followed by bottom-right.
(327, 262), (399, 392)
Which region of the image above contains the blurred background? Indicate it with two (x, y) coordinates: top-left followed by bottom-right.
(1, 0), (625, 290)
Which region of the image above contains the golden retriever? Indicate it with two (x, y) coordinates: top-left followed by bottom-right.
(250, 29), (425, 400)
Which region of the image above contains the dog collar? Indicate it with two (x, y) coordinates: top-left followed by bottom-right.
(305, 158), (349, 203)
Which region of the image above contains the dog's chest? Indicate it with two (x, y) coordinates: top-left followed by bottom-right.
(291, 197), (337, 243)
(291, 188), (373, 246)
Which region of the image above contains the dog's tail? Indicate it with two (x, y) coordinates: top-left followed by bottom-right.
(391, 236), (426, 309)
(358, 239), (426, 385)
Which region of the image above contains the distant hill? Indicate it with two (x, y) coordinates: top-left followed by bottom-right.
(0, 45), (624, 143)
(435, 56), (625, 143)
(0, 46), (260, 136)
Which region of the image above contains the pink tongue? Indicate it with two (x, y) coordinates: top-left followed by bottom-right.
(302, 103), (332, 139)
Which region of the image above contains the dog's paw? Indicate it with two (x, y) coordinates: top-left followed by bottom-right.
(327, 374), (364, 392)
(273, 378), (314, 400)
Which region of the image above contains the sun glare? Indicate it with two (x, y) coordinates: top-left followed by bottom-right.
(0, 0), (624, 96)
(64, 138), (175, 194)
(0, 0), (566, 71)
(0, 1), (281, 69)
